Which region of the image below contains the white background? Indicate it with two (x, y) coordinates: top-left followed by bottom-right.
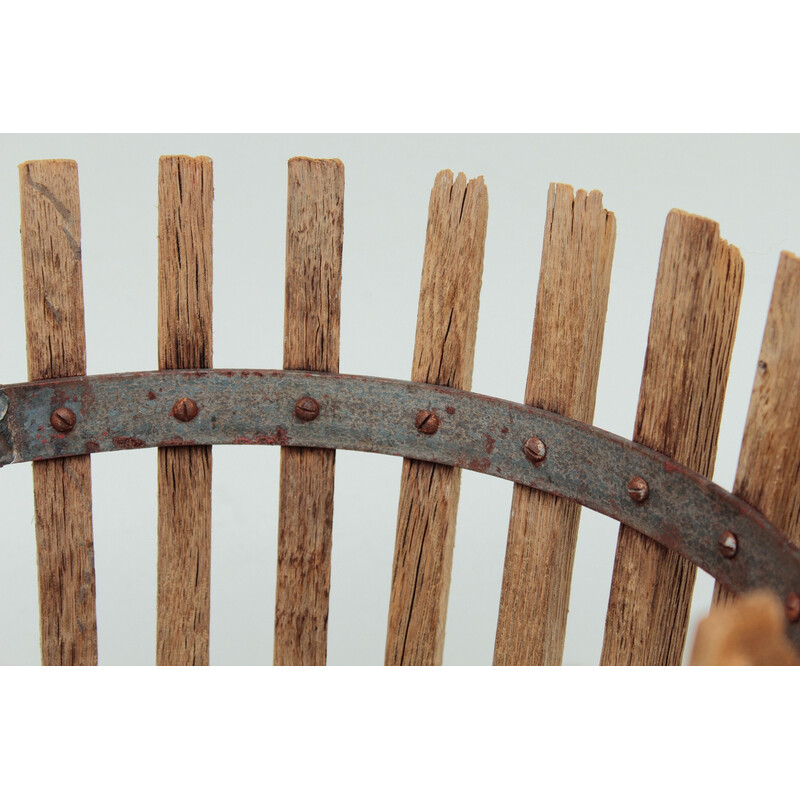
(1, 133), (798, 665)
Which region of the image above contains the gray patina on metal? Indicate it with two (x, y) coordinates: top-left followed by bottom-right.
(2, 368), (800, 645)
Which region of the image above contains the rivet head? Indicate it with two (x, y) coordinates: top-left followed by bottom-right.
(51, 407), (76, 433)
(627, 476), (649, 503)
(522, 436), (546, 463)
(415, 409), (441, 435)
(717, 531), (738, 559)
(785, 593), (800, 624)
(295, 396), (320, 422)
(172, 397), (199, 422)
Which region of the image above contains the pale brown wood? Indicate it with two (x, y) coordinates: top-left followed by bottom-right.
(714, 252), (800, 608)
(274, 157), (343, 666)
(157, 155), (213, 666)
(691, 590), (800, 665)
(385, 170), (488, 665)
(601, 210), (743, 665)
(20, 159), (98, 666)
(494, 184), (616, 665)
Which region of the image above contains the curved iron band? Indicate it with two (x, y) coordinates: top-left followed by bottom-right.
(2, 369), (800, 643)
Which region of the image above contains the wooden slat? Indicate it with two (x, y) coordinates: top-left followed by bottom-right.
(494, 184), (616, 665)
(20, 159), (98, 666)
(601, 210), (743, 665)
(157, 155), (213, 666)
(385, 170), (488, 666)
(274, 157), (344, 666)
(714, 251), (800, 608)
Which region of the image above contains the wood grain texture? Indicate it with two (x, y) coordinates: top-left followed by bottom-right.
(385, 171), (488, 665)
(714, 252), (800, 608)
(494, 184), (616, 665)
(157, 156), (213, 666)
(274, 157), (343, 666)
(601, 210), (743, 665)
(20, 160), (97, 666)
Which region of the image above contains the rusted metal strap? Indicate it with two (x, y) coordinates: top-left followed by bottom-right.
(2, 368), (800, 644)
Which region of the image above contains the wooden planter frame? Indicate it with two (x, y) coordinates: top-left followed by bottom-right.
(4, 156), (800, 666)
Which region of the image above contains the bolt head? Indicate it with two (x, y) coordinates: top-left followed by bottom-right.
(172, 397), (199, 422)
(522, 436), (546, 463)
(414, 409), (441, 435)
(717, 531), (738, 559)
(295, 396), (320, 422)
(785, 592), (800, 624)
(627, 476), (649, 503)
(50, 407), (76, 433)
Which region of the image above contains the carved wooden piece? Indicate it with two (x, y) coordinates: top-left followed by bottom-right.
(494, 184), (616, 665)
(274, 157), (344, 665)
(385, 171), (488, 665)
(715, 252), (800, 608)
(157, 156), (213, 666)
(601, 210), (743, 665)
(692, 590), (800, 665)
(20, 159), (98, 666)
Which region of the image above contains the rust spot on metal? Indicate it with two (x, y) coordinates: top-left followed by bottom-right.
(50, 407), (76, 433)
(112, 436), (146, 449)
(627, 475), (649, 503)
(415, 409), (441, 435)
(484, 435), (496, 454)
(294, 396), (320, 422)
(718, 531), (738, 559)
(147, 391), (157, 400)
(501, 427), (509, 435)
(84, 441), (100, 453)
(661, 524), (683, 555)
(662, 460), (692, 477)
(445, 405), (456, 415)
(468, 457), (491, 472)
(785, 592), (800, 623)
(172, 397), (199, 422)
(522, 436), (546, 464)
(233, 428), (290, 446)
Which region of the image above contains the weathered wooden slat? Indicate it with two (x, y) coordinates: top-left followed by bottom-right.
(601, 210), (743, 665)
(20, 159), (98, 666)
(494, 184), (616, 665)
(714, 251), (800, 608)
(385, 170), (488, 666)
(274, 157), (344, 666)
(157, 155), (213, 666)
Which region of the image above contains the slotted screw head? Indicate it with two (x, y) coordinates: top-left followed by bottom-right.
(627, 476), (649, 503)
(172, 397), (199, 422)
(414, 409), (441, 435)
(522, 436), (546, 463)
(785, 593), (800, 624)
(295, 397), (320, 422)
(50, 407), (76, 433)
(717, 531), (738, 559)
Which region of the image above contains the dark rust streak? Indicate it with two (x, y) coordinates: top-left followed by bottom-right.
(234, 428), (290, 446)
(112, 436), (146, 449)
